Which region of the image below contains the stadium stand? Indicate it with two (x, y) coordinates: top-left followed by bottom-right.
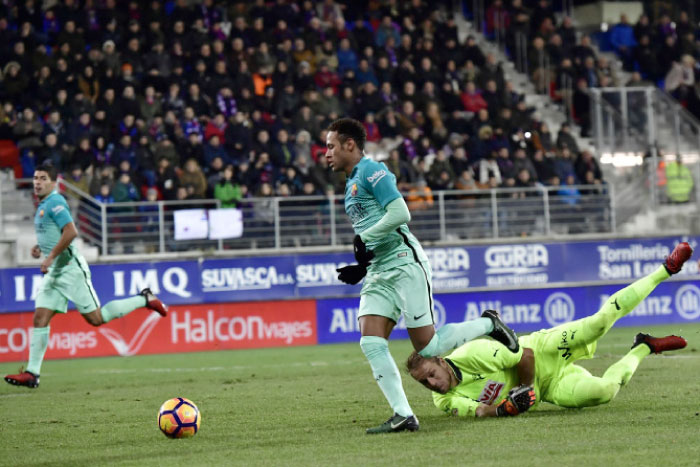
(0, 0), (607, 200)
(11, 1), (699, 258)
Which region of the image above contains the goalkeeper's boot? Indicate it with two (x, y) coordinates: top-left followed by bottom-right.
(481, 309), (519, 352)
(366, 413), (419, 434)
(4, 370), (39, 388)
(140, 288), (168, 317)
(632, 333), (687, 354)
(664, 242), (692, 275)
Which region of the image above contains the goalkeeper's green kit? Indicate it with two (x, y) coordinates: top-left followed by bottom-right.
(432, 266), (669, 416)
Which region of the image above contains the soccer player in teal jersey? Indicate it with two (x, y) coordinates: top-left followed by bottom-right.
(326, 118), (519, 433)
(4, 163), (168, 389)
(406, 242), (693, 418)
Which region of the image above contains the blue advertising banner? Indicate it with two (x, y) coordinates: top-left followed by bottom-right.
(0, 236), (698, 313)
(316, 280), (700, 344)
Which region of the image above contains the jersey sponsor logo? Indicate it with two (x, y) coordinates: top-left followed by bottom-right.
(477, 380), (504, 405)
(366, 170), (387, 186)
(675, 284), (700, 320)
(543, 292), (575, 326)
(558, 330), (573, 360)
(99, 312), (161, 356)
(51, 205), (65, 214)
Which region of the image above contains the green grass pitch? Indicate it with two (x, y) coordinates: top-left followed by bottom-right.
(2, 323), (700, 466)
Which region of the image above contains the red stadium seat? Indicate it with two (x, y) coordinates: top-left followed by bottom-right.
(0, 140), (21, 178)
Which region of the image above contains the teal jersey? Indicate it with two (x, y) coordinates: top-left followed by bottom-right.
(344, 157), (428, 271)
(35, 190), (78, 270)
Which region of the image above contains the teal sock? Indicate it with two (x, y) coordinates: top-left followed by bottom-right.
(360, 336), (413, 417)
(100, 296), (147, 323)
(26, 326), (50, 375)
(419, 318), (494, 357)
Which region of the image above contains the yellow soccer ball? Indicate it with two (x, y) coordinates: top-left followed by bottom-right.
(157, 397), (201, 438)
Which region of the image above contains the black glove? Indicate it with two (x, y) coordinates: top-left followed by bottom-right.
(337, 235), (375, 285)
(496, 385), (536, 417)
(353, 234), (374, 265)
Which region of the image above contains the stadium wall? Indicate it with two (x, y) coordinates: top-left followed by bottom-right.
(0, 236), (698, 362)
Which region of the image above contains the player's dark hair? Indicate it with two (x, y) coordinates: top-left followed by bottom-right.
(35, 162), (58, 181)
(327, 118), (366, 152)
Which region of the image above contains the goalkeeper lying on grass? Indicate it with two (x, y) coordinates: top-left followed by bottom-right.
(406, 242), (693, 418)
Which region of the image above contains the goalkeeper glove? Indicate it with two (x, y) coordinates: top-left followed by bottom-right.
(496, 385), (536, 417)
(337, 235), (375, 285)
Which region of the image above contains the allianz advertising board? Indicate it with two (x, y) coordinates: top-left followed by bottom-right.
(0, 236), (697, 313)
(317, 281), (700, 343)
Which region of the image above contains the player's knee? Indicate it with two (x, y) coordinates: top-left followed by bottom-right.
(83, 311), (104, 327)
(588, 381), (619, 405)
(85, 318), (101, 327)
(585, 315), (609, 338)
(33, 317), (49, 327)
(617, 290), (640, 312)
(33, 311), (52, 327)
(360, 336), (388, 360)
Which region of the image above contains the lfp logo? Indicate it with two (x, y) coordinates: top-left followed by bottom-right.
(544, 292), (575, 326)
(675, 284), (700, 320)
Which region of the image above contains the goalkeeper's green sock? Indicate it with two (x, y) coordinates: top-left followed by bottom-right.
(100, 296), (147, 323)
(601, 344), (650, 388)
(418, 318), (493, 357)
(26, 326), (50, 375)
(360, 336), (413, 417)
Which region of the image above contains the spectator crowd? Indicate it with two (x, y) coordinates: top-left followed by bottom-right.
(0, 0), (604, 213)
(605, 6), (700, 119)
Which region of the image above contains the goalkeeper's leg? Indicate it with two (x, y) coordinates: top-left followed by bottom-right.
(551, 333), (686, 408)
(550, 364), (621, 408)
(575, 242), (692, 346)
(573, 265), (670, 347)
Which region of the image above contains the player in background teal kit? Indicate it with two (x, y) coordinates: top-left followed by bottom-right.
(326, 118), (519, 433)
(406, 242), (692, 419)
(4, 163), (168, 389)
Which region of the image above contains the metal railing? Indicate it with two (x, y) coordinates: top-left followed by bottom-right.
(589, 86), (700, 207)
(51, 179), (613, 256)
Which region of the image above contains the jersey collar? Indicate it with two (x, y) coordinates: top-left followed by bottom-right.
(39, 190), (59, 205)
(445, 358), (463, 383)
(349, 156), (368, 178)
